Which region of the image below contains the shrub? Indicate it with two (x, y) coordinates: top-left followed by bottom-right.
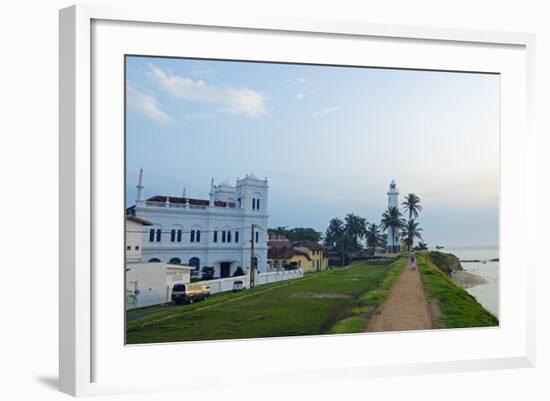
(233, 266), (245, 277)
(201, 266), (215, 280)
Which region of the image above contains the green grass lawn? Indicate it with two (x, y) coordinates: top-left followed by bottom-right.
(417, 252), (499, 328)
(126, 258), (403, 344)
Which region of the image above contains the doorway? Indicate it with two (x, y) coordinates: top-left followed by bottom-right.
(220, 262), (231, 278)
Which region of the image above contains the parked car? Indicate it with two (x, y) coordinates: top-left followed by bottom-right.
(171, 283), (210, 304)
(232, 280), (246, 292)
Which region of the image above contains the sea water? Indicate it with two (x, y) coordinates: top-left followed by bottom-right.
(444, 248), (499, 319)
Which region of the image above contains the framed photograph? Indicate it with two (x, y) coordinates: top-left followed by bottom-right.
(60, 4), (536, 396)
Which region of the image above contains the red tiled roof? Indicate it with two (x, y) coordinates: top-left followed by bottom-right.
(268, 240), (294, 249)
(268, 247), (295, 259)
(267, 242), (312, 261)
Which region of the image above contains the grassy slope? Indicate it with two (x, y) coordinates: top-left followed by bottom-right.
(126, 259), (400, 344)
(329, 258), (405, 334)
(427, 251), (460, 275)
(417, 252), (498, 328)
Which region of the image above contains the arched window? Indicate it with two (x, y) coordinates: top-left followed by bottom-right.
(148, 258), (161, 263)
(170, 224), (183, 243)
(190, 225), (202, 243)
(169, 257), (181, 265)
(189, 257), (200, 269)
(252, 192), (262, 210)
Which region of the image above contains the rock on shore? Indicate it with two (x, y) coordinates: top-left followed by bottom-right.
(428, 251), (463, 275)
(451, 271), (487, 289)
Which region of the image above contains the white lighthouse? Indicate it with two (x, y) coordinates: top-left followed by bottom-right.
(386, 179), (401, 253)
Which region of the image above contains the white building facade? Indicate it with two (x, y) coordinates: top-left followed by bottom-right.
(386, 179), (401, 253)
(127, 170), (269, 278)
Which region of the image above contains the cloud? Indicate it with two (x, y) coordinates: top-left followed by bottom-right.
(314, 106), (341, 117)
(296, 93), (305, 100)
(191, 66), (215, 76)
(286, 77), (308, 84)
(183, 112), (214, 121)
(126, 86), (172, 124)
(147, 63), (266, 118)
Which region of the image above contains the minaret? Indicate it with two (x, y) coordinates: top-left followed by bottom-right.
(136, 168), (144, 205)
(209, 178), (215, 206)
(387, 179), (400, 253)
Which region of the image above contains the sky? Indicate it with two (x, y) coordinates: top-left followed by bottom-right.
(125, 56), (500, 249)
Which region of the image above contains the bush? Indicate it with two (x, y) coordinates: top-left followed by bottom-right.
(233, 266), (245, 277)
(201, 266), (215, 280)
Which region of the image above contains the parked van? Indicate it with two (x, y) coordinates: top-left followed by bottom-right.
(171, 283), (210, 304)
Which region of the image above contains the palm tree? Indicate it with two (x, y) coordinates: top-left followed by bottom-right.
(365, 223), (383, 255)
(344, 213), (367, 252)
(401, 219), (423, 251)
(402, 193), (423, 220)
(381, 206), (405, 252)
(324, 217), (345, 266)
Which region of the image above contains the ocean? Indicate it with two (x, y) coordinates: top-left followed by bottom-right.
(444, 248), (499, 319)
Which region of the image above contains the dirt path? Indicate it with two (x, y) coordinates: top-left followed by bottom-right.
(366, 265), (433, 332)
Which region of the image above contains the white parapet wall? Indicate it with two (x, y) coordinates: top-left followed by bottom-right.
(126, 268), (304, 310)
(188, 269), (304, 295)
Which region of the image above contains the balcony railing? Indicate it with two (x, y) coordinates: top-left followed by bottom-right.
(144, 201), (209, 210)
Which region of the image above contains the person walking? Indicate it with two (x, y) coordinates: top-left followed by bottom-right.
(409, 250), (416, 271)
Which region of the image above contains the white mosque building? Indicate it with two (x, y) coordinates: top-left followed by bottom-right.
(386, 179), (401, 253)
(127, 169), (269, 278)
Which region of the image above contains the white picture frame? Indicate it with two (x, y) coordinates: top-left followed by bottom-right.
(59, 4), (536, 397)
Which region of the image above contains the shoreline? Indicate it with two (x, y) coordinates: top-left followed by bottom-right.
(450, 270), (487, 289)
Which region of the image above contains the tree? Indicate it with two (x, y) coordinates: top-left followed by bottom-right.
(381, 206), (405, 251)
(201, 266), (215, 280)
(285, 227), (322, 242)
(402, 193), (423, 220)
(269, 226), (322, 242)
(344, 213), (367, 252)
(401, 219), (423, 251)
(365, 223), (383, 255)
(232, 266), (245, 277)
(414, 241), (428, 251)
(324, 217), (345, 266)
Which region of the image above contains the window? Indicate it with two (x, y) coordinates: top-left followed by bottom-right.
(227, 231), (232, 243)
(169, 257), (181, 265)
(156, 229), (161, 242)
(135, 246), (139, 250)
(255, 231), (259, 243)
(177, 229), (182, 242)
(196, 230), (201, 242)
(235, 231), (239, 243)
(171, 229), (176, 242)
(190, 230), (195, 242)
(149, 229), (155, 242)
(148, 258), (161, 263)
(213, 231), (218, 243)
(256, 199), (260, 210)
(189, 257), (200, 273)
(222, 230), (226, 243)
(126, 245), (131, 251)
(238, 198), (242, 208)
(252, 198), (256, 209)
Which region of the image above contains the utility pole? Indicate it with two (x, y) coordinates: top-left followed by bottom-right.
(250, 224), (255, 288)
